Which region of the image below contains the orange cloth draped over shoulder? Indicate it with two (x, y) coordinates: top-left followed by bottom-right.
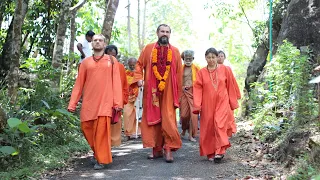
(111, 63), (128, 147)
(124, 70), (140, 136)
(134, 43), (182, 151)
(193, 65), (240, 156)
(180, 64), (200, 136)
(68, 55), (123, 164)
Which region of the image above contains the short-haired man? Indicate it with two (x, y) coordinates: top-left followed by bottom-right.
(68, 34), (123, 170)
(77, 30), (95, 63)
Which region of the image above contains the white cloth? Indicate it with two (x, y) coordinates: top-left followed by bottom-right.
(134, 87), (144, 122)
(78, 37), (92, 63)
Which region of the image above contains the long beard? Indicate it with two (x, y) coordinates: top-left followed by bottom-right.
(158, 36), (169, 45)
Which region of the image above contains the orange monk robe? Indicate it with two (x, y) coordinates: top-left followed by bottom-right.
(111, 63), (128, 146)
(225, 66), (241, 134)
(180, 64), (200, 137)
(134, 43), (183, 151)
(124, 70), (140, 137)
(193, 65), (240, 157)
(68, 55), (123, 164)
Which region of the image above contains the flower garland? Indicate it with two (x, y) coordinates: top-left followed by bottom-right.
(151, 45), (172, 91)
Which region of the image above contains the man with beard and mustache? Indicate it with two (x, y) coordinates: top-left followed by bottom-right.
(123, 58), (141, 140)
(179, 50), (200, 142)
(68, 34), (123, 170)
(134, 24), (183, 163)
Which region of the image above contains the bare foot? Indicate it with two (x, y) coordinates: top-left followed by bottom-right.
(180, 131), (186, 138)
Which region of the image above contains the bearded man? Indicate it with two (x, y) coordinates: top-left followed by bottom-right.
(134, 24), (182, 163)
(180, 50), (200, 142)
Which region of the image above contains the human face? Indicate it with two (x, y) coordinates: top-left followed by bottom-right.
(128, 60), (136, 71)
(183, 55), (194, 67)
(206, 53), (218, 67)
(157, 26), (171, 45)
(107, 49), (117, 57)
(92, 35), (106, 51)
(218, 53), (225, 64)
(86, 35), (93, 42)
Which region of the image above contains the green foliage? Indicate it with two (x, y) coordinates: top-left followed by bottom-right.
(0, 57), (87, 178)
(249, 41), (316, 138)
(287, 156), (320, 180)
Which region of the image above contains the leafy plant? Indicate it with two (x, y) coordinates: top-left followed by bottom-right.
(249, 41), (315, 138)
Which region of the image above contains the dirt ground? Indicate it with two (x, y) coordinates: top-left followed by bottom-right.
(41, 121), (288, 180)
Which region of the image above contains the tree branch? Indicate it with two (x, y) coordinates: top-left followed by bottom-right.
(70, 0), (87, 14)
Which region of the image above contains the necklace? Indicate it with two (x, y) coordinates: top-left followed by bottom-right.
(207, 65), (218, 90)
(93, 54), (105, 62)
(151, 44), (172, 91)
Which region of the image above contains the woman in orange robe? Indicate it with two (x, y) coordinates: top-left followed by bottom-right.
(193, 47), (240, 163)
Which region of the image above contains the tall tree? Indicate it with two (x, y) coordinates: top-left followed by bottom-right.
(126, 0), (131, 53)
(137, 0), (141, 51)
(69, 0), (87, 55)
(102, 0), (119, 45)
(142, 0), (150, 50)
(52, 0), (72, 68)
(7, 0), (29, 104)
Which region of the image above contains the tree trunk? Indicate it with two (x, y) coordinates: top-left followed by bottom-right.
(52, 0), (72, 68)
(0, 105), (7, 133)
(101, 0), (119, 45)
(7, 0), (29, 104)
(137, 0), (142, 52)
(68, 0), (87, 69)
(126, 0), (131, 53)
(69, 13), (76, 56)
(0, 21), (13, 81)
(141, 0), (150, 50)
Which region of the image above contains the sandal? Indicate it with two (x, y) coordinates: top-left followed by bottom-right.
(214, 154), (224, 163)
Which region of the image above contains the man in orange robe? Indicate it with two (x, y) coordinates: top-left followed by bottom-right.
(68, 34), (123, 170)
(105, 45), (129, 147)
(134, 24), (183, 163)
(180, 50), (200, 142)
(193, 47), (240, 163)
(124, 58), (141, 140)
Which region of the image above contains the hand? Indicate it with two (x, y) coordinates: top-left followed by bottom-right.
(68, 108), (75, 113)
(137, 80), (144, 87)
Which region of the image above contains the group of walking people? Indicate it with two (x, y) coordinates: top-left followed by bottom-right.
(67, 24), (241, 170)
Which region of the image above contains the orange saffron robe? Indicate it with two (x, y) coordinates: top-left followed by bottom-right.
(134, 43), (183, 150)
(68, 55), (123, 164)
(193, 65), (240, 156)
(124, 70), (140, 136)
(180, 64), (200, 136)
(111, 63), (128, 147)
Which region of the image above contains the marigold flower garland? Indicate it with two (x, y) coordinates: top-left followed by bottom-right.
(152, 46), (172, 91)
